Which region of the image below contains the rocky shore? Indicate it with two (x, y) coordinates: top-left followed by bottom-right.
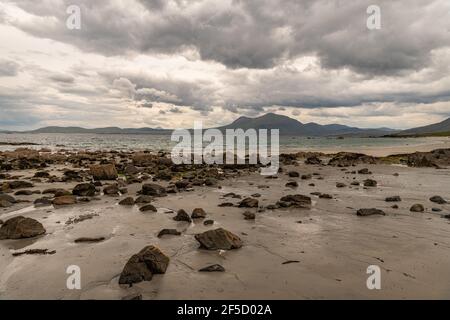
(1, 147), (450, 299)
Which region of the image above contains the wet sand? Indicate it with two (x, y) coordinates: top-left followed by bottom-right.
(1, 159), (450, 299)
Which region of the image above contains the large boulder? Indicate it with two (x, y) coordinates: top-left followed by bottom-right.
(141, 183), (167, 197)
(90, 164), (118, 180)
(72, 183), (96, 197)
(118, 245), (170, 285)
(0, 216), (46, 239)
(194, 228), (243, 250)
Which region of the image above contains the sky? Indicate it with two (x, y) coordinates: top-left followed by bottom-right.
(0, 0), (450, 130)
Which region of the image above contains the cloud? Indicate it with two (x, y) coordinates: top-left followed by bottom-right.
(0, 59), (20, 76)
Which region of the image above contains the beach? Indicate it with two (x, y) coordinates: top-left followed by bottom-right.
(1, 143), (450, 300)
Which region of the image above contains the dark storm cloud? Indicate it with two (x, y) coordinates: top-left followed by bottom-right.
(8, 0), (450, 75)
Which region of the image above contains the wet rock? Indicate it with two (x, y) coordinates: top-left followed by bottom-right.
(14, 190), (34, 196)
(203, 219), (214, 226)
(124, 164), (139, 175)
(279, 194), (312, 208)
(141, 183), (167, 197)
(6, 180), (34, 189)
(319, 193), (333, 199)
(103, 184), (119, 196)
(134, 195), (153, 204)
(34, 197), (52, 207)
(0, 199), (13, 208)
(218, 202), (234, 207)
(430, 196), (446, 204)
(72, 183), (96, 197)
(363, 179), (377, 187)
(243, 211), (255, 220)
(336, 182), (346, 188)
(199, 264), (225, 272)
(0, 216), (46, 239)
(195, 228), (243, 250)
(175, 180), (191, 189)
(90, 164), (118, 180)
(53, 195), (77, 206)
(238, 197), (259, 208)
(119, 197), (135, 206)
(350, 181), (360, 186)
(410, 204), (425, 212)
(301, 174), (312, 180)
(74, 237), (105, 243)
(385, 196), (402, 202)
(173, 209), (192, 222)
(118, 245), (170, 285)
(157, 229), (181, 238)
(285, 181), (298, 188)
(358, 168), (372, 174)
(140, 204), (157, 212)
(305, 156), (322, 165)
(191, 208), (206, 219)
(356, 208), (386, 217)
(432, 208), (442, 212)
(392, 204), (399, 209)
(288, 171), (300, 178)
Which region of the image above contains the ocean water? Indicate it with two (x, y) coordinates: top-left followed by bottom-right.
(0, 133), (446, 154)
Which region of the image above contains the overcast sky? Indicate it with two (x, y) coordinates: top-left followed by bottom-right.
(1, 0), (450, 130)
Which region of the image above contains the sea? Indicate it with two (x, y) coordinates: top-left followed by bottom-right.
(1, 133), (447, 155)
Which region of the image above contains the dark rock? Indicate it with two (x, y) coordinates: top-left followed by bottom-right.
(363, 179), (377, 187)
(328, 152), (377, 167)
(34, 197), (52, 206)
(288, 171), (300, 178)
(12, 248), (55, 256)
(134, 195), (153, 204)
(279, 194), (312, 208)
(203, 219), (214, 226)
(173, 209), (192, 222)
(358, 168), (371, 174)
(385, 196), (401, 202)
(432, 208), (442, 212)
(72, 183), (96, 197)
(103, 184), (119, 196)
(7, 180), (34, 189)
(430, 196), (446, 204)
(14, 189), (33, 196)
(301, 174), (312, 180)
(34, 171), (50, 178)
(90, 164), (118, 180)
(305, 156), (322, 165)
(0, 216), (46, 239)
(195, 228), (243, 250)
(218, 202), (234, 207)
(319, 193), (333, 199)
(74, 237), (105, 243)
(285, 181), (298, 188)
(243, 211), (255, 220)
(238, 197), (259, 208)
(121, 293), (142, 300)
(119, 197), (135, 205)
(410, 204), (424, 212)
(157, 229), (181, 238)
(140, 204), (157, 212)
(53, 195), (77, 206)
(199, 264), (225, 272)
(336, 182), (346, 188)
(356, 208), (386, 216)
(191, 208), (206, 219)
(141, 183), (167, 197)
(0, 194), (16, 203)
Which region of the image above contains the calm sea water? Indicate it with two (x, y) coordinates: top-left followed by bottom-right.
(0, 133), (445, 154)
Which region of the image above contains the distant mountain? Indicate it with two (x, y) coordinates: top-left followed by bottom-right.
(393, 117), (450, 137)
(7, 113), (397, 136)
(218, 113), (396, 136)
(27, 126), (171, 134)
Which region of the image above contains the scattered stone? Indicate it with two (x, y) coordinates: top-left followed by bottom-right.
(385, 196), (402, 202)
(119, 197), (135, 205)
(103, 184), (119, 196)
(363, 179), (377, 187)
(195, 228), (243, 250)
(301, 174), (312, 180)
(319, 193), (333, 199)
(288, 171), (300, 178)
(12, 249), (55, 257)
(350, 181), (360, 186)
(74, 237), (105, 243)
(72, 183), (96, 197)
(243, 211), (255, 220)
(430, 196), (446, 204)
(34, 197), (52, 206)
(358, 168), (372, 174)
(305, 156), (322, 165)
(285, 181), (298, 188)
(140, 204), (157, 212)
(65, 213), (98, 225)
(0, 216), (46, 239)
(203, 219), (214, 226)
(173, 209), (192, 222)
(357, 208), (386, 217)
(6, 180), (34, 189)
(0, 194), (16, 203)
(251, 193), (261, 198)
(218, 202), (234, 207)
(238, 197), (259, 208)
(410, 204), (425, 212)
(336, 182), (346, 188)
(432, 208), (442, 212)
(278, 194), (312, 208)
(118, 245), (170, 285)
(191, 208), (207, 219)
(90, 164), (118, 180)
(141, 183), (167, 197)
(53, 195), (77, 206)
(157, 229), (181, 238)
(282, 260), (300, 265)
(392, 204), (399, 209)
(199, 264), (225, 272)
(14, 190), (33, 196)
(134, 195), (153, 204)
(0, 199), (13, 208)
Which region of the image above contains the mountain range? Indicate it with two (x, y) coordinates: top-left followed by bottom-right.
(1, 113), (450, 137)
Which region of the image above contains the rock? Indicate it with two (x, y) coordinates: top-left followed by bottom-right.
(90, 164), (118, 181)
(238, 197), (259, 208)
(350, 181), (360, 186)
(336, 182), (346, 188)
(74, 237), (105, 243)
(14, 190), (33, 196)
(305, 156), (322, 165)
(430, 196), (446, 204)
(12, 249), (55, 256)
(157, 229), (181, 238)
(6, 180), (34, 189)
(191, 208), (206, 219)
(195, 228), (243, 250)
(134, 195), (153, 204)
(118, 245), (170, 285)
(385, 196), (402, 202)
(173, 209), (192, 222)
(175, 180), (191, 189)
(279, 194), (311, 208)
(432, 208), (442, 212)
(319, 193), (333, 199)
(251, 193), (261, 198)
(301, 174), (312, 180)
(103, 184), (119, 196)
(141, 183), (167, 197)
(53, 195), (77, 206)
(218, 202), (234, 207)
(363, 179), (377, 187)
(358, 168), (371, 174)
(0, 216), (46, 239)
(140, 204), (157, 212)
(119, 197), (135, 205)
(0, 219), (3, 225)
(72, 183), (96, 197)
(204, 177), (218, 186)
(199, 264), (225, 272)
(356, 208), (386, 217)
(203, 219), (214, 226)
(288, 171), (300, 177)
(34, 171), (50, 178)
(0, 199), (13, 207)
(392, 204), (399, 209)
(243, 211), (255, 220)
(328, 152), (377, 167)
(285, 181), (298, 188)
(121, 293), (142, 300)
(34, 197), (52, 206)
(55, 189), (72, 197)
(0, 194), (16, 203)
(410, 204), (424, 212)
(124, 164), (139, 175)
